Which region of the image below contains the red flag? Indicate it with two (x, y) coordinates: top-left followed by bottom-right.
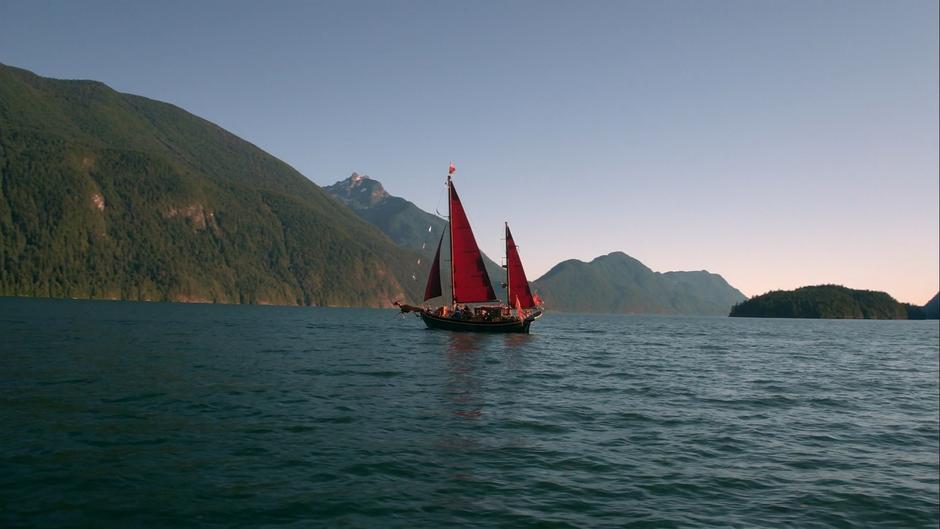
(533, 293), (543, 306)
(448, 162), (456, 175)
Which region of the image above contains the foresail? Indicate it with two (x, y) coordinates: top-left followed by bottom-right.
(423, 231), (444, 301)
(506, 224), (536, 308)
(449, 182), (497, 303)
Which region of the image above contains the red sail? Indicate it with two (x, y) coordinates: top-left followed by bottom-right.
(423, 231), (444, 301)
(506, 224), (536, 308)
(449, 182), (497, 303)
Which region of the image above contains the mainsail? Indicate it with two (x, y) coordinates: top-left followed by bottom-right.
(505, 223), (536, 308)
(449, 180), (497, 303)
(423, 231), (444, 301)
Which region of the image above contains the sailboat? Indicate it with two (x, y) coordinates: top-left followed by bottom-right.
(395, 165), (543, 333)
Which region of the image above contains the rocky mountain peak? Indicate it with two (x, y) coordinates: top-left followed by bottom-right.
(324, 172), (390, 209)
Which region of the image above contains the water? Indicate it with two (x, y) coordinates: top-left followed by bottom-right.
(1, 298), (937, 528)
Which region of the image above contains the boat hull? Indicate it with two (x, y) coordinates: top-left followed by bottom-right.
(419, 310), (541, 333)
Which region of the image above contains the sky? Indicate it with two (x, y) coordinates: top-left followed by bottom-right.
(1, 0), (937, 303)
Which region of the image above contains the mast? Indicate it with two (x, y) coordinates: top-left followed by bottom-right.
(505, 221), (510, 307)
(448, 173), (455, 307)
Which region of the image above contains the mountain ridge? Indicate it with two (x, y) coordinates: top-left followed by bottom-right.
(530, 251), (746, 315)
(0, 63), (813, 315)
(0, 63), (422, 306)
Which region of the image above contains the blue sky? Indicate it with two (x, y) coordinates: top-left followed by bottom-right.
(1, 0), (937, 303)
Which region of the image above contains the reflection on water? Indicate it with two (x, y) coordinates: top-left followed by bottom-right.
(434, 333), (487, 500)
(501, 333), (534, 371)
(502, 333), (533, 349)
(446, 332), (486, 354)
(442, 332), (536, 421)
(446, 334), (484, 420)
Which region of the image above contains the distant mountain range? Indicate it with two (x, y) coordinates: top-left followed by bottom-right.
(531, 252), (746, 315)
(730, 285), (939, 319)
(0, 63), (421, 306)
(10, 63), (921, 317)
(326, 175), (747, 315)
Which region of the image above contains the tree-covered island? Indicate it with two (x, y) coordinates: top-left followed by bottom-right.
(730, 285), (936, 319)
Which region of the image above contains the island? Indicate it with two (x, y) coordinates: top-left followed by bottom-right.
(729, 285), (928, 319)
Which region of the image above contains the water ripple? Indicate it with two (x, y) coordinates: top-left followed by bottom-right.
(0, 299), (937, 528)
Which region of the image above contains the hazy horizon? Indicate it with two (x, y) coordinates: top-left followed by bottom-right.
(1, 0), (937, 304)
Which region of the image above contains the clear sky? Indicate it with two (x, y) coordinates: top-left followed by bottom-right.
(1, 0), (937, 303)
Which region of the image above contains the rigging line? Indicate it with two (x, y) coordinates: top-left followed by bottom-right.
(415, 184), (449, 286)
(433, 180), (448, 219)
(413, 179), (453, 297)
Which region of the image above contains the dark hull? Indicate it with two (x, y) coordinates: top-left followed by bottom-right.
(419, 310), (541, 334)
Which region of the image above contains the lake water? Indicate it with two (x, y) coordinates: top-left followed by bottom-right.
(1, 298), (937, 528)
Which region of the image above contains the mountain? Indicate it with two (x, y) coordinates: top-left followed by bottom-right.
(531, 252), (746, 315)
(0, 63), (422, 306)
(324, 173), (441, 252)
(729, 285), (908, 319)
(923, 292), (939, 319)
(324, 173), (505, 290)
